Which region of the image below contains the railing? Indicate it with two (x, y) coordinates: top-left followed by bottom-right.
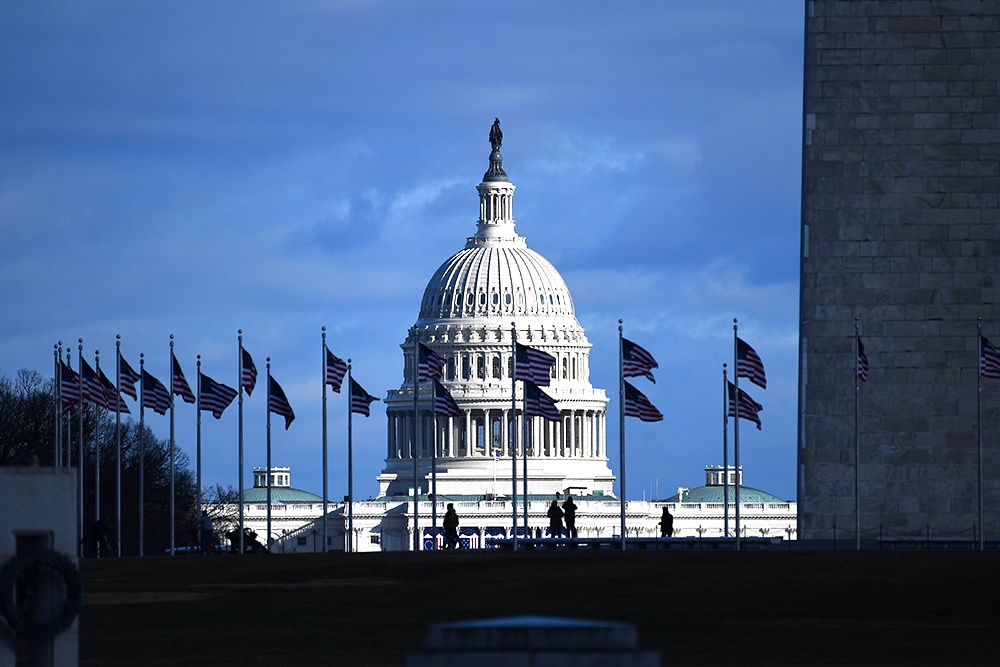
(801, 522), (997, 550)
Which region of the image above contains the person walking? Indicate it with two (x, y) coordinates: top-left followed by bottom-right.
(443, 503), (460, 550)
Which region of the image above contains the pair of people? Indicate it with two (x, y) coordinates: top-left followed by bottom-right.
(547, 496), (577, 538)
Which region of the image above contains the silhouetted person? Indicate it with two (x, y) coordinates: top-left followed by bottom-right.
(443, 503), (460, 550)
(659, 507), (674, 538)
(197, 510), (214, 554)
(91, 518), (109, 557)
(562, 495), (578, 538)
(547, 500), (564, 539)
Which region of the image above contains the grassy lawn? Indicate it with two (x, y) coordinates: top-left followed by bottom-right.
(80, 550), (998, 666)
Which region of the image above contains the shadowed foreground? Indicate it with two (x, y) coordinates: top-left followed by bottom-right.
(81, 550), (997, 666)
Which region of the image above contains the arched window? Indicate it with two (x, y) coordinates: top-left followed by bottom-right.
(562, 358), (568, 379)
(462, 356), (470, 380)
(492, 355), (502, 379)
(477, 355), (486, 380)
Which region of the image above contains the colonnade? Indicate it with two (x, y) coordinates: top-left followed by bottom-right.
(386, 406), (606, 461)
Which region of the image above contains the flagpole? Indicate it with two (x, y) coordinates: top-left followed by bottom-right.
(266, 358), (273, 551)
(510, 322), (519, 549)
(196, 356), (203, 516)
(139, 353), (146, 557)
(347, 360), (355, 553)
(411, 327), (420, 552)
(723, 364), (730, 538)
(115, 336), (123, 557)
(522, 400), (530, 537)
(169, 335), (176, 556)
(65, 349), (73, 470)
(618, 321), (628, 550)
(77, 340), (85, 558)
(59, 345), (69, 467)
(431, 407), (438, 549)
(55, 343), (62, 467)
(732, 319), (741, 551)
(238, 331), (246, 555)
(977, 318), (984, 551)
(321, 328), (329, 554)
(94, 349), (103, 540)
(855, 318), (861, 551)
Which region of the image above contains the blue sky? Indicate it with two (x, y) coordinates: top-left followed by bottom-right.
(1, 1), (804, 502)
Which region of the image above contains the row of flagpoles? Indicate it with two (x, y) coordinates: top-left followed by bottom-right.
(852, 318), (1000, 550)
(52, 330), (380, 556)
(54, 315), (999, 554)
(53, 322), (774, 554)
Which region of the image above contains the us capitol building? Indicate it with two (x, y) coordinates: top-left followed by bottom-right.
(231, 123), (796, 551)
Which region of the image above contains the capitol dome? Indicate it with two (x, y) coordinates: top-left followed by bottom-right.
(418, 226), (577, 323)
(377, 121), (614, 501)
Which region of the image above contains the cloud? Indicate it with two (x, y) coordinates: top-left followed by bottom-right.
(0, 1), (805, 504)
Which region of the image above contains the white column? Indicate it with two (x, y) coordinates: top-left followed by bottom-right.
(387, 413), (394, 458)
(448, 415), (455, 458)
(568, 411), (576, 457)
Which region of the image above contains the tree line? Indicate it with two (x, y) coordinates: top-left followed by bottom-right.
(1, 368), (202, 556)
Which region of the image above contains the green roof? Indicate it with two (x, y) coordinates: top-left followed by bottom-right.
(241, 487), (325, 503)
(665, 485), (787, 504)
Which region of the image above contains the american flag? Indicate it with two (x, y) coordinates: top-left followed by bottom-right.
(141, 369), (170, 416)
(623, 380), (663, 422)
(432, 379), (462, 417)
(80, 358), (109, 409)
(241, 347), (257, 396)
(523, 381), (562, 422)
(417, 343), (446, 382)
(622, 338), (658, 383)
(172, 354), (196, 404)
(199, 373), (238, 419)
(350, 377), (379, 417)
(727, 381), (763, 430)
(100, 367), (130, 414)
(267, 374), (295, 429)
(324, 346), (348, 393)
(118, 351), (140, 400)
(59, 361), (81, 409)
(857, 336), (869, 382)
(515, 343), (555, 386)
(736, 337), (767, 389)
(982, 336), (1000, 379)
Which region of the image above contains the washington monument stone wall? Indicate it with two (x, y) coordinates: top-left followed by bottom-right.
(800, 1), (1000, 540)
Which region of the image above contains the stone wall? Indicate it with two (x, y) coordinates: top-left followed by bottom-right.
(800, 0), (1000, 539)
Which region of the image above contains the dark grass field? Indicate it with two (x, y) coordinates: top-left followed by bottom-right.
(80, 550), (998, 666)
